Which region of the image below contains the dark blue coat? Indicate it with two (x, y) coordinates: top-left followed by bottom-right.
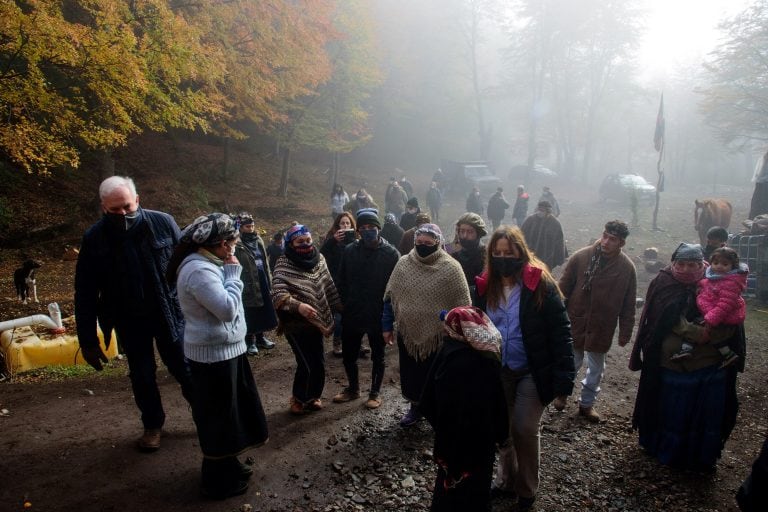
(75, 208), (183, 349)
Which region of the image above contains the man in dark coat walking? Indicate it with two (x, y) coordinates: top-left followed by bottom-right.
(487, 187), (510, 230)
(520, 201), (566, 271)
(75, 176), (193, 452)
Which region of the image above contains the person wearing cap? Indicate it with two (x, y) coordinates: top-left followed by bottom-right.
(332, 208), (400, 409)
(168, 213), (268, 499)
(271, 224), (341, 415)
(629, 242), (745, 472)
(385, 179), (409, 221)
(399, 212), (431, 256)
(487, 187), (510, 230)
(555, 220), (636, 422)
(512, 185), (529, 227)
(466, 187), (483, 216)
(520, 201), (566, 271)
(75, 176), (192, 453)
(538, 186), (560, 217)
(474, 225), (574, 510)
(383, 223), (471, 427)
(452, 212), (488, 297)
(344, 188), (379, 214)
(400, 197), (421, 231)
(234, 213), (277, 356)
(381, 212), (405, 249)
(419, 306), (508, 511)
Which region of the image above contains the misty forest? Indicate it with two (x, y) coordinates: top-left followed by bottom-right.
(1, 0), (766, 188)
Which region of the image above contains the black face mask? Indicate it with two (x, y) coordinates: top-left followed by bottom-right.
(415, 244), (439, 258)
(104, 209), (141, 232)
(492, 256), (524, 277)
(459, 238), (480, 250)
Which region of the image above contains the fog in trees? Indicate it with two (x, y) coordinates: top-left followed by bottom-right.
(360, 0), (761, 190)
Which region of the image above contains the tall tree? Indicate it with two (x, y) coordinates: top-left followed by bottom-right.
(0, 0), (224, 174)
(699, 0), (768, 148)
(271, 0), (382, 197)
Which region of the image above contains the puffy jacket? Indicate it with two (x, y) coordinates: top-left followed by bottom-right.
(697, 266), (748, 326)
(475, 266), (575, 405)
(75, 208), (184, 349)
(337, 238), (400, 328)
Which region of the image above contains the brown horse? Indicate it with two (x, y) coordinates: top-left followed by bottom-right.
(694, 199), (732, 245)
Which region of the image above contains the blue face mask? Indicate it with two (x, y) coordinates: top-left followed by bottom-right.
(360, 228), (379, 246)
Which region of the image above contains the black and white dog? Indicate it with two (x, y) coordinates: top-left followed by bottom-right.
(14, 259), (42, 304)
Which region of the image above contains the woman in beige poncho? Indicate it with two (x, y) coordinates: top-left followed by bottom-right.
(383, 223), (471, 427)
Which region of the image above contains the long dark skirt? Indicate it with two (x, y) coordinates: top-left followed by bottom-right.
(431, 455), (495, 512)
(189, 354), (268, 458)
(398, 335), (438, 403)
(244, 270), (278, 334)
(638, 363), (736, 471)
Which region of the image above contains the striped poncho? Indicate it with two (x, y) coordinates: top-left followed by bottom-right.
(271, 254), (340, 336)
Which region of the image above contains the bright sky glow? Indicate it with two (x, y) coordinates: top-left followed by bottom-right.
(639, 0), (752, 80)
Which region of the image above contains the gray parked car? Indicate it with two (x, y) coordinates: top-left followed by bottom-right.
(598, 174), (656, 203)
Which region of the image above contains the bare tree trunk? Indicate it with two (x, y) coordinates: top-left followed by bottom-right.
(223, 137), (233, 182)
(331, 151), (340, 193)
(468, 3), (489, 160)
(278, 147), (291, 198)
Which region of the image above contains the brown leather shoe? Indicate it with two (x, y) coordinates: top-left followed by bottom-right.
(289, 397), (305, 415)
(552, 395), (567, 411)
(332, 388), (361, 403)
(579, 405), (601, 423)
(137, 428), (162, 452)
(365, 396), (382, 409)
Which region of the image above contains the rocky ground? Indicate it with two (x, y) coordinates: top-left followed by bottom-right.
(0, 166), (766, 511)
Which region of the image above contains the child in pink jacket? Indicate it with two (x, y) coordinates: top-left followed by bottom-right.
(672, 247), (747, 367)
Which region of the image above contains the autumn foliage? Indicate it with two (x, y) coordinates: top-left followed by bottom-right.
(0, 0), (372, 174)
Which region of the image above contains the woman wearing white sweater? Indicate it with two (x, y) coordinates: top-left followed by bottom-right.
(167, 213), (268, 500)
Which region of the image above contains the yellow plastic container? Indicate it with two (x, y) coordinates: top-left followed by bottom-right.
(0, 316), (117, 374)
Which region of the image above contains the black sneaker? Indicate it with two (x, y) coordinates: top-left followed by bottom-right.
(246, 343), (259, 356)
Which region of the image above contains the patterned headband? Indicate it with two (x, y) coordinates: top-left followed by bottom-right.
(284, 224), (311, 244)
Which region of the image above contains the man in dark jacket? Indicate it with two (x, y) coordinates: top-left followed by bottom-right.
(400, 197), (420, 231)
(332, 208), (400, 409)
(451, 212), (487, 297)
(487, 187), (510, 230)
(520, 201), (566, 271)
(75, 176), (192, 452)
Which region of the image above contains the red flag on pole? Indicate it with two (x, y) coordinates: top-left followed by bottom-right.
(653, 93), (665, 152)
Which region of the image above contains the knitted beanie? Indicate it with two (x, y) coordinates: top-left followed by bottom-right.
(407, 197), (419, 208)
(356, 208), (381, 229)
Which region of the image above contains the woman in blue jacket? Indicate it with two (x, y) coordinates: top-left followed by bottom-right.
(475, 225), (574, 511)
